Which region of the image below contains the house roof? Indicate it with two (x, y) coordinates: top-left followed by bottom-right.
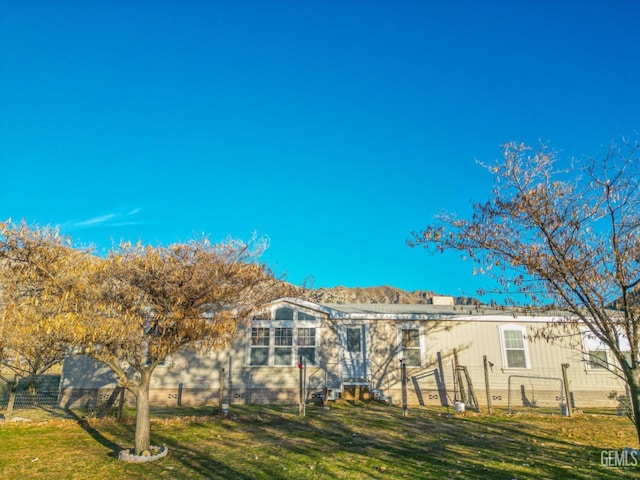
(269, 298), (575, 322)
(319, 303), (477, 315)
(319, 303), (571, 321)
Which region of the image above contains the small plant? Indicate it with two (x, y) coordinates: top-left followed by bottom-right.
(609, 390), (633, 421)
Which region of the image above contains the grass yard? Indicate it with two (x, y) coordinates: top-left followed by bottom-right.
(0, 403), (638, 479)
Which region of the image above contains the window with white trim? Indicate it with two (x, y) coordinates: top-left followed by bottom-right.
(247, 307), (317, 366)
(275, 307), (294, 321)
(298, 311), (315, 321)
(250, 327), (270, 366)
(274, 327), (293, 366)
(499, 324), (530, 369)
(298, 327), (316, 365)
(580, 327), (632, 371)
(400, 328), (422, 367)
(582, 329), (609, 369)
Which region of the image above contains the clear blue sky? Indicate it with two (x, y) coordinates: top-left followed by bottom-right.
(1, 1), (638, 300)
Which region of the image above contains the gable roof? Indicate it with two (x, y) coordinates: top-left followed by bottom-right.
(263, 298), (573, 323)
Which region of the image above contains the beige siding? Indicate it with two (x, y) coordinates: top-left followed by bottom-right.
(59, 300), (629, 410)
(372, 319), (626, 409)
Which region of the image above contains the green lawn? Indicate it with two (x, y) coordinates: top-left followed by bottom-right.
(0, 403), (638, 479)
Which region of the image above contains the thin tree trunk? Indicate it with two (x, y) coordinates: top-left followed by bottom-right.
(628, 368), (640, 447)
(117, 387), (125, 422)
(5, 354), (21, 420)
(28, 377), (36, 397)
(133, 377), (152, 455)
(5, 375), (18, 420)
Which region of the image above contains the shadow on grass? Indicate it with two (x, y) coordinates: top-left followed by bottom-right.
(181, 403), (638, 480)
(151, 431), (256, 480)
(64, 409), (126, 459)
(34, 402), (636, 479)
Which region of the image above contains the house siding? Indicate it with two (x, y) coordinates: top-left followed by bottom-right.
(58, 299), (629, 410)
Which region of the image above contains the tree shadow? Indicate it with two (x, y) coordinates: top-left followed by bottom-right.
(65, 409), (125, 458)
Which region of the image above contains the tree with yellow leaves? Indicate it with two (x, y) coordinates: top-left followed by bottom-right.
(0, 220), (91, 418)
(410, 140), (640, 445)
(1, 220), (284, 455)
(71, 237), (283, 456)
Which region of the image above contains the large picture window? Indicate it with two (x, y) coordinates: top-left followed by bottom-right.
(499, 325), (530, 369)
(247, 306), (318, 366)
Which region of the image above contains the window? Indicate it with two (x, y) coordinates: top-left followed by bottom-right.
(581, 328), (611, 370)
(247, 306), (318, 366)
(587, 350), (609, 369)
(275, 307), (294, 320)
(298, 327), (316, 365)
(581, 327), (633, 371)
(250, 327), (270, 366)
(401, 328), (422, 367)
(298, 311), (315, 321)
(499, 325), (530, 369)
(346, 327), (362, 353)
(274, 327), (293, 365)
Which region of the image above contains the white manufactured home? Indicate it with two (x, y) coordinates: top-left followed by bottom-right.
(59, 297), (629, 411)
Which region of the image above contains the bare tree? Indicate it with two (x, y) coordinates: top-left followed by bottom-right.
(409, 141), (640, 444)
(71, 237), (284, 455)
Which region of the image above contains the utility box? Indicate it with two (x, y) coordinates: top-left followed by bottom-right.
(431, 296), (455, 306)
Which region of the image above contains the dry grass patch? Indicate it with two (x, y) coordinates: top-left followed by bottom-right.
(0, 403), (638, 479)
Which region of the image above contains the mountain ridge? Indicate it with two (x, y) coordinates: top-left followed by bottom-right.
(293, 284), (480, 306)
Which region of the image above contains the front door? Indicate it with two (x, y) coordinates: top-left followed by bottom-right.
(341, 325), (367, 380)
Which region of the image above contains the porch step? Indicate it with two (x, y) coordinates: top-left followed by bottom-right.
(342, 378), (371, 386)
(311, 388), (341, 401)
(312, 386), (390, 404)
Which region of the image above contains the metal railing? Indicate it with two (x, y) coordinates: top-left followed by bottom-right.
(507, 374), (565, 413)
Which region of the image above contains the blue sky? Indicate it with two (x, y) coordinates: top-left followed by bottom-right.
(1, 1), (638, 299)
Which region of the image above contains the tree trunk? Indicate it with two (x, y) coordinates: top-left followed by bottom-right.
(28, 377), (37, 397)
(133, 377), (152, 455)
(628, 367), (640, 447)
(5, 375), (18, 420)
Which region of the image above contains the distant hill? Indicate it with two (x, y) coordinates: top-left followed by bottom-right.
(293, 285), (480, 306)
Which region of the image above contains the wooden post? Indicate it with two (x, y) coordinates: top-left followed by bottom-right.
(303, 361), (307, 416)
(219, 368), (225, 408)
(436, 352), (448, 407)
(462, 367), (479, 412)
(561, 363), (572, 417)
(96, 385), (123, 418)
(298, 355), (304, 416)
(453, 349), (466, 404)
(177, 382), (183, 406)
(400, 359), (408, 417)
(483, 355), (492, 416)
(451, 358), (457, 402)
(228, 357), (233, 401)
(322, 366), (329, 406)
